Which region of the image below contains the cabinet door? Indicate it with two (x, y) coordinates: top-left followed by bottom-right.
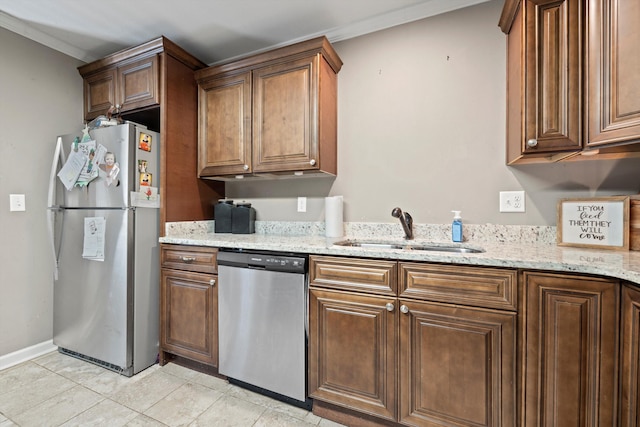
(587, 0), (640, 147)
(523, 272), (618, 427)
(523, 0), (582, 154)
(252, 56), (320, 173)
(620, 285), (640, 427)
(160, 269), (218, 367)
(309, 288), (397, 421)
(198, 72), (252, 176)
(399, 300), (516, 427)
(118, 55), (159, 112)
(84, 68), (117, 120)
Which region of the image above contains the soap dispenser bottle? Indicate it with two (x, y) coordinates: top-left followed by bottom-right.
(452, 211), (463, 242)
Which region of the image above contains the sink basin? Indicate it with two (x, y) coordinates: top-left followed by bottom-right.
(336, 241), (406, 250)
(333, 240), (484, 254)
(410, 245), (484, 253)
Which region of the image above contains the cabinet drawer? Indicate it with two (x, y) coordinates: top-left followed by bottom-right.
(310, 256), (396, 296)
(399, 263), (517, 311)
(161, 244), (218, 274)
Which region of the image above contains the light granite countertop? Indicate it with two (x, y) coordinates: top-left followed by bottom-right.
(160, 221), (640, 285)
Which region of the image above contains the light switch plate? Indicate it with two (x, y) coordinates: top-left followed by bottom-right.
(297, 197), (307, 212)
(500, 191), (525, 212)
(10, 194), (26, 212)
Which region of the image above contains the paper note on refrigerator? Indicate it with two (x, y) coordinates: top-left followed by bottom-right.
(82, 217), (106, 261)
(57, 148), (87, 191)
(131, 187), (160, 208)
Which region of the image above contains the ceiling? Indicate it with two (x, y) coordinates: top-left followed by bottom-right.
(0, 0), (490, 65)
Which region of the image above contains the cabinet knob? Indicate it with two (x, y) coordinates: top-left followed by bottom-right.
(309, 159), (316, 166)
(209, 279), (216, 286)
(385, 303), (394, 312)
(181, 256), (196, 263)
(400, 305), (409, 314)
(243, 164), (249, 171)
(526, 139), (538, 148)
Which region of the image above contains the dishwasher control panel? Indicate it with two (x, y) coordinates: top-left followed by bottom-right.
(218, 250), (307, 274)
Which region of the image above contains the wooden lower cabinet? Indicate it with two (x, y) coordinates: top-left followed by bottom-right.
(523, 271), (619, 427)
(399, 300), (516, 427)
(160, 269), (218, 366)
(620, 285), (640, 427)
(308, 256), (516, 427)
(160, 245), (218, 367)
(309, 288), (397, 421)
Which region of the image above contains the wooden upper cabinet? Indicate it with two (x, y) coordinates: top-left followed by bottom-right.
(84, 68), (117, 119)
(523, 0), (582, 155)
(198, 72), (252, 176)
(78, 37), (225, 232)
(81, 53), (159, 120)
(522, 271), (618, 427)
(196, 36), (342, 179)
(501, 0), (640, 164)
(503, 0), (583, 164)
(586, 0), (640, 147)
(117, 55), (159, 112)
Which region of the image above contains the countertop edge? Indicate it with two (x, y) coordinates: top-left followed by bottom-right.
(159, 234), (640, 286)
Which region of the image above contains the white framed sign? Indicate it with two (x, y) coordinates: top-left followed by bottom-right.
(557, 197), (630, 250)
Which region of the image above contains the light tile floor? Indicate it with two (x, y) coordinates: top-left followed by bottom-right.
(0, 351), (345, 427)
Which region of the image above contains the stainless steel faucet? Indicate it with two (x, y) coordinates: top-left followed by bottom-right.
(391, 207), (413, 240)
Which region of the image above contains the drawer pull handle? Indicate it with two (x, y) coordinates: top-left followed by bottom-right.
(210, 279), (216, 286)
(181, 256), (196, 263)
(385, 303), (394, 312)
(400, 305), (410, 314)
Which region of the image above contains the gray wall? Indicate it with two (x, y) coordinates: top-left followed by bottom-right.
(0, 27), (83, 357)
(227, 0), (640, 226)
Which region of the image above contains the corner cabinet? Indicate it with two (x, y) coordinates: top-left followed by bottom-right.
(195, 36), (342, 179)
(160, 244), (218, 367)
(522, 271), (618, 427)
(620, 285), (640, 427)
(500, 0), (640, 164)
(309, 256), (517, 427)
(78, 37), (224, 232)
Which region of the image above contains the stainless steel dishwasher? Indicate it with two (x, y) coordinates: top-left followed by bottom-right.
(217, 250), (310, 407)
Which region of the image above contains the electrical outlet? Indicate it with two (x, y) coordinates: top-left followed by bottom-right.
(9, 194), (26, 212)
(297, 197), (307, 212)
(500, 191), (525, 213)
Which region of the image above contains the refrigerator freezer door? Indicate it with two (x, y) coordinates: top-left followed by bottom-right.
(53, 208), (133, 372)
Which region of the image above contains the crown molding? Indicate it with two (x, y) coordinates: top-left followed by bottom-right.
(0, 10), (97, 62)
(208, 0), (490, 65)
(1, 0), (490, 65)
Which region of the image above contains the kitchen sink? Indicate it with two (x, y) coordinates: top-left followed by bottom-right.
(333, 240), (484, 253)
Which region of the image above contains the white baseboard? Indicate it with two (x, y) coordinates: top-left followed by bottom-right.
(0, 340), (58, 371)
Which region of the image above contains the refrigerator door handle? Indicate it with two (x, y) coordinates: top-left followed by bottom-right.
(48, 136), (65, 208)
(47, 207), (62, 280)
(48, 137), (65, 280)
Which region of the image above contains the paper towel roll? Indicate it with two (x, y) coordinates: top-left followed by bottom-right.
(325, 196), (344, 238)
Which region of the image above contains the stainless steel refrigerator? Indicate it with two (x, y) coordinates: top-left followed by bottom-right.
(47, 123), (160, 376)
